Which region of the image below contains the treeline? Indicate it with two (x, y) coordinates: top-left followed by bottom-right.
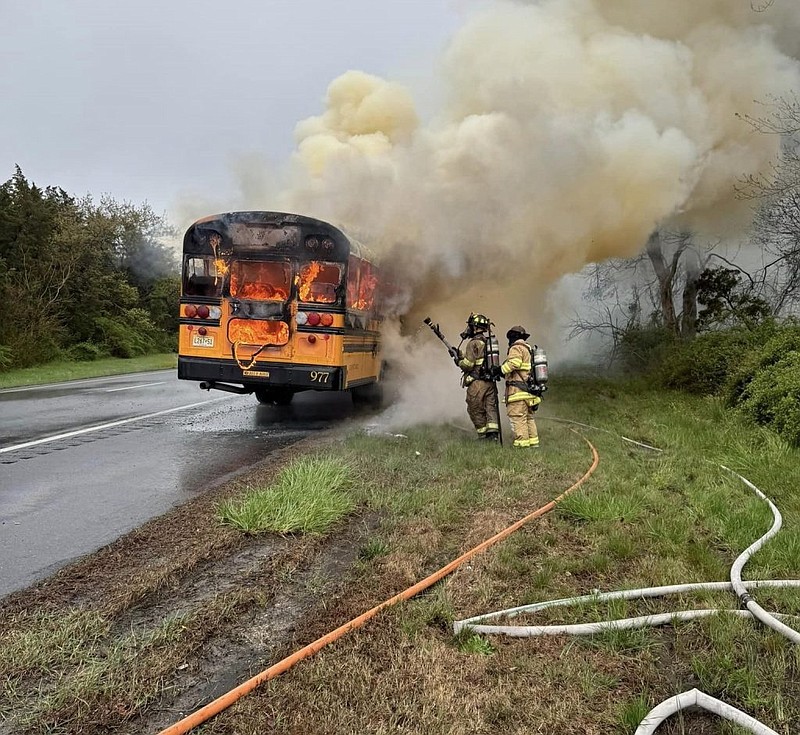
(0, 167), (180, 369)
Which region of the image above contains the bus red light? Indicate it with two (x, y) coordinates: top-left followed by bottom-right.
(197, 305), (210, 319)
(198, 327), (208, 336)
(185, 304), (197, 318)
(307, 334), (317, 344)
(307, 312), (321, 326)
(320, 312), (333, 326)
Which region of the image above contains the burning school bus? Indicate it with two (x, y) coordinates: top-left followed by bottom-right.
(178, 212), (384, 405)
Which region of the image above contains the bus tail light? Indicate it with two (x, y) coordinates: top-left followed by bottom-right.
(306, 312), (321, 327)
(296, 311), (308, 325)
(320, 313), (333, 326)
(307, 334), (317, 344)
(183, 305), (220, 319)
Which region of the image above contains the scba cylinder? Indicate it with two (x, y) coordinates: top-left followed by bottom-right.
(486, 334), (501, 372)
(533, 346), (548, 385)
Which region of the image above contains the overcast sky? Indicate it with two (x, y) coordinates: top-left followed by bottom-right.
(0, 0), (466, 219)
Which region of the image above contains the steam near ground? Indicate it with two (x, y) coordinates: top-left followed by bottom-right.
(179, 0), (800, 428)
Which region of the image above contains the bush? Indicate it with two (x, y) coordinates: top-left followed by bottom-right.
(724, 323), (800, 406)
(659, 329), (758, 395)
(94, 308), (165, 358)
(618, 326), (676, 374)
(0, 344), (12, 370)
(63, 342), (109, 362)
(736, 350), (800, 446)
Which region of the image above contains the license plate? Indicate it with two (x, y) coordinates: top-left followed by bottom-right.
(192, 335), (214, 348)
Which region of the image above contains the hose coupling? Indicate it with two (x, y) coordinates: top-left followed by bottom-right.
(738, 592), (753, 608)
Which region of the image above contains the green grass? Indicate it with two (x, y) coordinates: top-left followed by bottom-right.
(0, 352), (177, 388)
(5, 375), (800, 734)
(219, 456), (355, 534)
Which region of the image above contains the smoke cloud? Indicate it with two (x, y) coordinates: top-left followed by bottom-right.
(179, 0), (800, 427)
(281, 1), (798, 319)
(270, 0), (800, 427)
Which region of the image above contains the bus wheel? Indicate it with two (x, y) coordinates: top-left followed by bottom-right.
(254, 388), (294, 406)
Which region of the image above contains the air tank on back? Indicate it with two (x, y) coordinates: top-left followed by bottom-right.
(533, 346), (548, 386)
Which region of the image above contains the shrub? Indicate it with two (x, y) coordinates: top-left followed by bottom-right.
(64, 342), (108, 362)
(659, 329), (757, 395)
(618, 326), (676, 374)
(94, 308), (164, 358)
(735, 350), (800, 446)
(724, 323), (800, 407)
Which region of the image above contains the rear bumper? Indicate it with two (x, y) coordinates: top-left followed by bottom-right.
(178, 356), (345, 390)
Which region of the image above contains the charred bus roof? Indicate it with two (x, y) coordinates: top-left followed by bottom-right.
(184, 211), (374, 263)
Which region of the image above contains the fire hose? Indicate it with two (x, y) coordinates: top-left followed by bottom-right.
(157, 430), (599, 735)
(453, 416), (800, 733)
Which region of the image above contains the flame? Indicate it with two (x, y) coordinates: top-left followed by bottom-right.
(298, 262), (323, 302)
(230, 262), (289, 301)
(353, 270), (378, 311)
(229, 319), (289, 346)
(210, 234), (229, 285)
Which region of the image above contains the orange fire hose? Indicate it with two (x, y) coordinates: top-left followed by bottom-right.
(158, 431), (599, 735)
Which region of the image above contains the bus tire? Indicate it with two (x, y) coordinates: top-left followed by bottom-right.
(254, 387), (294, 406)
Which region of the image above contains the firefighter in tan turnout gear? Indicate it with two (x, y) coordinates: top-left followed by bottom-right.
(456, 314), (501, 441)
(500, 325), (541, 448)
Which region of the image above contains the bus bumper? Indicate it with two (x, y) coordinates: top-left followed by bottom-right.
(178, 356), (345, 390)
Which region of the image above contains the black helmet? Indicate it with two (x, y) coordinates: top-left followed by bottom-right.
(506, 325), (530, 341)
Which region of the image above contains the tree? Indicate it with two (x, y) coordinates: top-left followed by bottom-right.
(739, 94), (800, 315)
(0, 167), (180, 368)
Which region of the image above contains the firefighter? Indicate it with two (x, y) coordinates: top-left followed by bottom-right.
(455, 313), (500, 440)
(500, 325), (541, 448)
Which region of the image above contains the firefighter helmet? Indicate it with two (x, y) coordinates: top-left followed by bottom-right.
(506, 325), (530, 341)
(468, 313), (490, 330)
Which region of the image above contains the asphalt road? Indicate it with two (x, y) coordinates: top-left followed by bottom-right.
(0, 370), (361, 598)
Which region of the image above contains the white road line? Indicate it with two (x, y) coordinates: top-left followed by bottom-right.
(105, 382), (167, 393)
(0, 396), (236, 454)
(0, 370), (172, 394)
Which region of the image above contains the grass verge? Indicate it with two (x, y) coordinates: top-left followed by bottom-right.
(0, 352), (177, 389)
(1, 377), (798, 734)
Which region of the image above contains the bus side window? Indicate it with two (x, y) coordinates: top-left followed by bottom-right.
(347, 256), (360, 308)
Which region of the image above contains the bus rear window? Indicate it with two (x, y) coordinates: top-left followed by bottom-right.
(230, 261), (291, 301)
(298, 262), (342, 304)
(184, 257), (223, 297)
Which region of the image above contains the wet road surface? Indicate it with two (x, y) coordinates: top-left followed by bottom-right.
(0, 371), (363, 597)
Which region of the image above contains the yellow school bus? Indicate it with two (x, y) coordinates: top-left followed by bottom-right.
(178, 211), (384, 405)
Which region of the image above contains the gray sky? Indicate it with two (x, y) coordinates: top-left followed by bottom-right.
(0, 0), (465, 218)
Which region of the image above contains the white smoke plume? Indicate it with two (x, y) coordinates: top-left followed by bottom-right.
(172, 0), (800, 428)
(270, 0), (800, 426)
(282, 0), (799, 314)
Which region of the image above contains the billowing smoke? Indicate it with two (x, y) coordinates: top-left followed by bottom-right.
(282, 1), (799, 319)
(272, 0), (800, 427)
(180, 0), (800, 427)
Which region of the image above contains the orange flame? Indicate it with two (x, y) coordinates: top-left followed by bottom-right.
(298, 262), (323, 302)
(210, 234), (229, 285)
(230, 262), (289, 301)
(229, 319), (289, 346)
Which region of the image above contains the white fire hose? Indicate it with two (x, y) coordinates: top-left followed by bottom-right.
(452, 417), (800, 733)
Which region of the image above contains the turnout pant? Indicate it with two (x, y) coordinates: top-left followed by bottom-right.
(506, 398), (540, 447)
(466, 380), (500, 435)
